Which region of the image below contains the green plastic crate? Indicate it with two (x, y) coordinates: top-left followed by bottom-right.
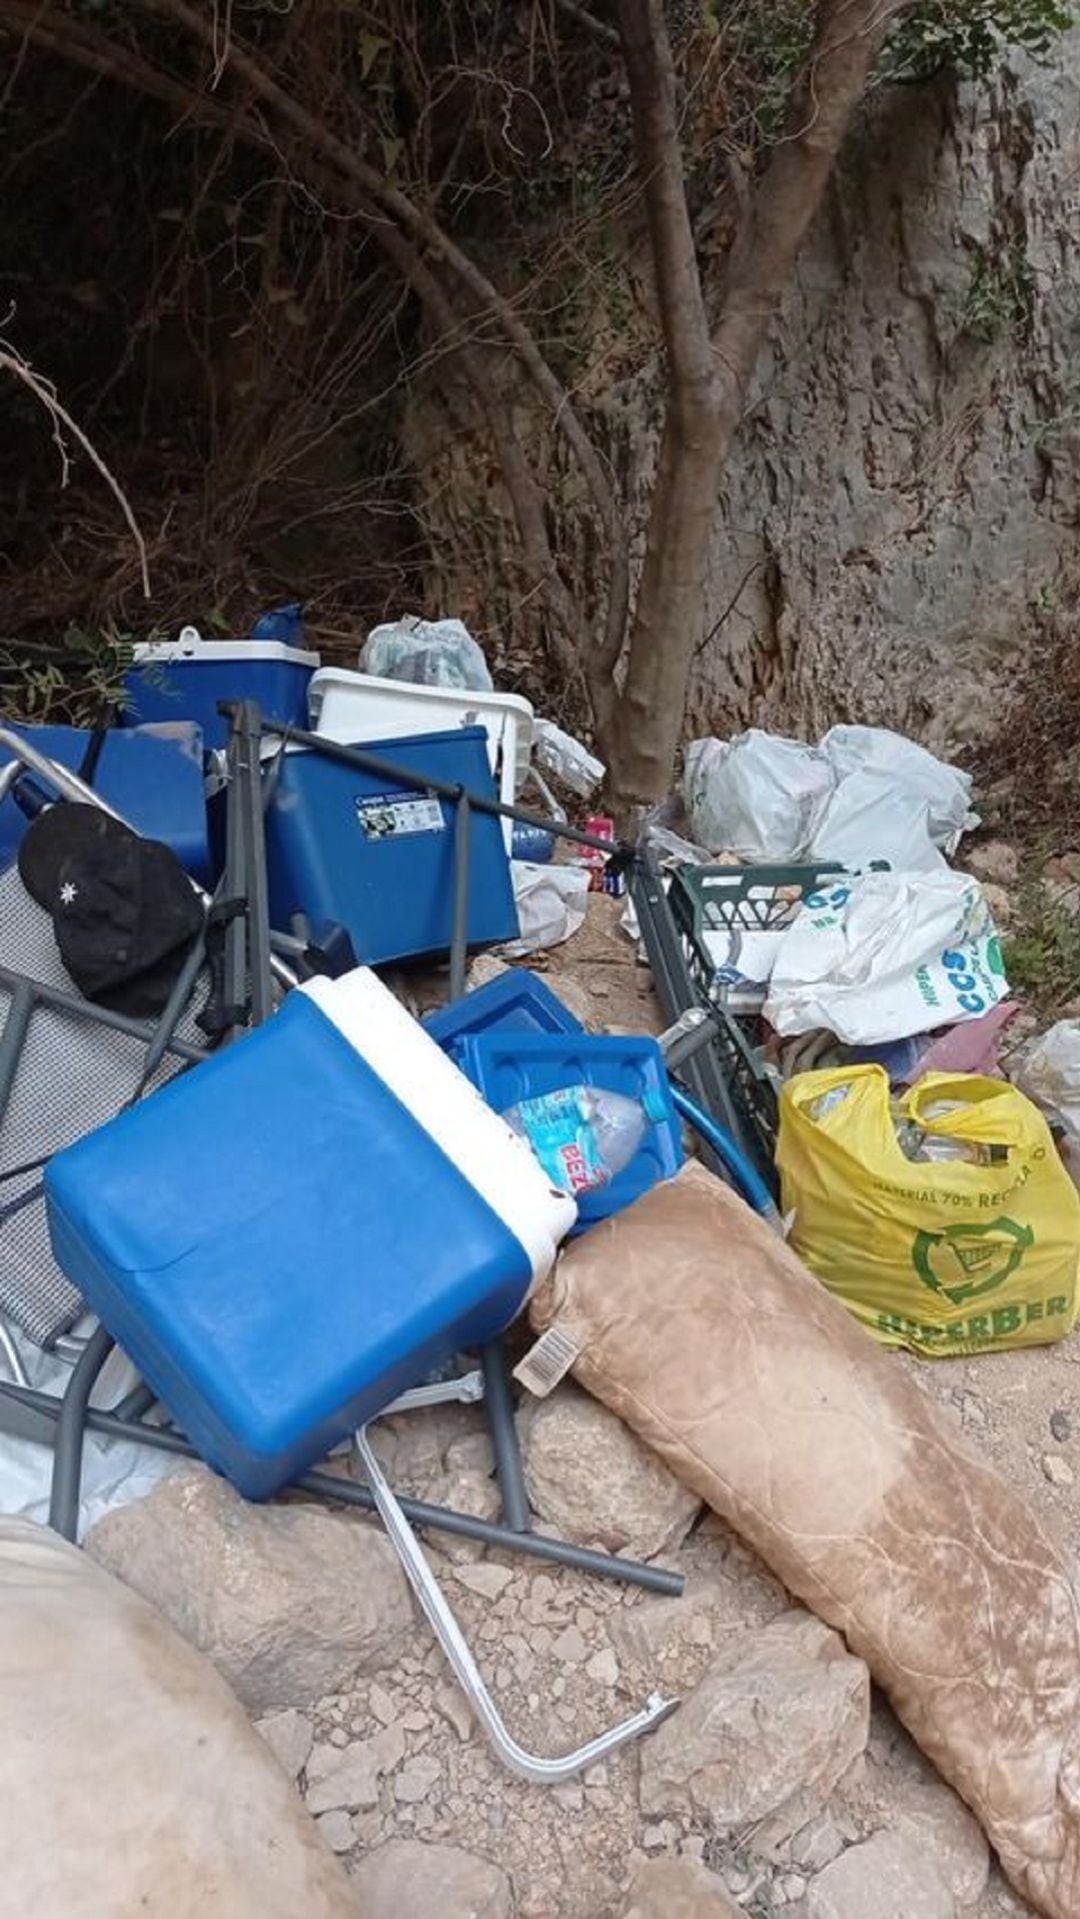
(670, 862), (849, 1006)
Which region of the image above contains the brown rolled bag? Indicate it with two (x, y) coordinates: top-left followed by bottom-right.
(527, 1161), (1080, 1919)
(0, 1515), (357, 1918)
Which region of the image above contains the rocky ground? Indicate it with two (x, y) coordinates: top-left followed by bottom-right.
(81, 885), (1076, 1919)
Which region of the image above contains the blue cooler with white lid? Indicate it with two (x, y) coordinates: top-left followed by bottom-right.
(44, 970), (575, 1499)
(123, 626), (319, 752)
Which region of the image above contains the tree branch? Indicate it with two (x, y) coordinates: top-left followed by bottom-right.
(0, 334), (150, 597)
(139, 0), (630, 667)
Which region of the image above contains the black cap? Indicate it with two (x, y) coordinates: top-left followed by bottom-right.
(18, 804), (203, 1016)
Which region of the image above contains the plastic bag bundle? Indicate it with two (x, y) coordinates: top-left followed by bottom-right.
(360, 616), (493, 692)
(820, 725), (978, 852)
(683, 731), (835, 861)
(764, 869), (1007, 1045)
(777, 1065), (1080, 1356)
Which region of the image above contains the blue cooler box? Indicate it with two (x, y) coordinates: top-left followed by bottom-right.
(123, 634), (319, 751)
(0, 721), (210, 881)
(264, 727), (518, 965)
(44, 971), (575, 1498)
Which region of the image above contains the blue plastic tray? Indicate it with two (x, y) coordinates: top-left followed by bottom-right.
(456, 1030), (683, 1229)
(424, 968), (583, 1067)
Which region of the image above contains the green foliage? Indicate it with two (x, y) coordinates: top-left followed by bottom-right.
(884, 0), (1073, 82)
(957, 242), (1035, 343)
(0, 625), (135, 726)
(1003, 869), (1080, 1015)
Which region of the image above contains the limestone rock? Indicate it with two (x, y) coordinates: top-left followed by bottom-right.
(806, 1830), (954, 1919)
(964, 841), (1020, 888)
(255, 1707), (313, 1782)
(305, 1731), (402, 1815)
(86, 1464), (414, 1712)
(522, 1381), (701, 1558)
(315, 1811), (355, 1856)
(895, 1782), (990, 1907)
(620, 1856), (743, 1919)
(350, 1839), (513, 1919)
(639, 1611), (869, 1836)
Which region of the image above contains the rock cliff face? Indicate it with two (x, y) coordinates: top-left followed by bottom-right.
(406, 39), (1080, 755)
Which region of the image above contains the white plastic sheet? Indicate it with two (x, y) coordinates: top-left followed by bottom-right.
(683, 731), (835, 861)
(820, 725), (978, 852)
(764, 870), (1008, 1045)
(532, 719), (605, 800)
(500, 861), (590, 955)
(360, 615), (493, 692)
(0, 1318), (175, 1539)
(1015, 1021), (1080, 1141)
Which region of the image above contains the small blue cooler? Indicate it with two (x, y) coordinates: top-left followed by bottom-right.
(0, 721), (210, 881)
(123, 631), (319, 752)
(44, 970), (575, 1498)
(264, 728), (518, 965)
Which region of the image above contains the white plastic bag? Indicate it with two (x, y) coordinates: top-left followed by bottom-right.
(820, 725), (978, 852)
(764, 870), (1008, 1045)
(683, 731), (836, 861)
(1014, 1022), (1080, 1141)
(500, 862), (590, 955)
(532, 719), (605, 799)
(360, 615), (493, 691)
(808, 769), (946, 872)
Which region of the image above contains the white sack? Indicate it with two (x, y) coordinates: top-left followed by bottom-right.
(683, 730), (836, 861)
(764, 869), (1008, 1045)
(808, 769), (946, 872)
(820, 724), (978, 852)
(501, 861), (590, 955)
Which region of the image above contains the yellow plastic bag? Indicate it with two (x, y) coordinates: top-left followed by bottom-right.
(777, 1066), (1080, 1356)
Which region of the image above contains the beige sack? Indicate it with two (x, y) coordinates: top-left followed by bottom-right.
(529, 1163), (1080, 1919)
(0, 1516), (357, 1918)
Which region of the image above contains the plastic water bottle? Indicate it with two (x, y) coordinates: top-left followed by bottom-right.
(503, 1084), (667, 1197)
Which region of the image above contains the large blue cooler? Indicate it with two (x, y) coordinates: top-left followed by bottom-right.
(0, 721), (211, 881)
(44, 971), (574, 1498)
(263, 727), (518, 964)
(123, 632), (319, 752)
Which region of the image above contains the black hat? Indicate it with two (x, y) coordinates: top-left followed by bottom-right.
(18, 804), (203, 1016)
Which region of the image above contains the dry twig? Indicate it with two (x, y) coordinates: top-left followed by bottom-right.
(0, 332), (151, 598)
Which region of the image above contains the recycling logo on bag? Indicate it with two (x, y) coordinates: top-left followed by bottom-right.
(912, 1217), (1035, 1307)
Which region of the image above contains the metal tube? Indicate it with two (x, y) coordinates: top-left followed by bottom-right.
(230, 702), (274, 1026)
(262, 721), (633, 861)
(0, 1382), (684, 1595)
(355, 1424), (677, 1783)
(0, 965), (206, 1064)
(449, 790), (471, 1003)
(47, 1323), (115, 1541)
(481, 1338), (531, 1533)
(0, 979), (36, 1124)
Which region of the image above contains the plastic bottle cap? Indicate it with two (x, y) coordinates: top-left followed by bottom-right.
(641, 1088), (668, 1126)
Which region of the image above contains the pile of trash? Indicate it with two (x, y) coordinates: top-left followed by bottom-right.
(2, 611), (1080, 1919)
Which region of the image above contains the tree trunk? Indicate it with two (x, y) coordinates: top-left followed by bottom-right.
(602, 0), (901, 818)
